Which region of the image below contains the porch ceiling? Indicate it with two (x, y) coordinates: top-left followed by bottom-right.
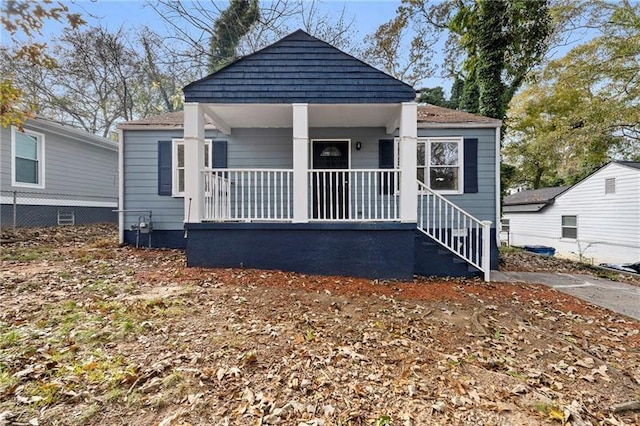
(203, 103), (401, 130)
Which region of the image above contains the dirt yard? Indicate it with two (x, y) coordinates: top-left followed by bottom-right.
(1, 225), (639, 426)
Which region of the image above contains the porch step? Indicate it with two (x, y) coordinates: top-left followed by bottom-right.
(414, 231), (481, 278)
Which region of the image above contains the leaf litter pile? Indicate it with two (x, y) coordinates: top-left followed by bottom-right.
(1, 225), (639, 426)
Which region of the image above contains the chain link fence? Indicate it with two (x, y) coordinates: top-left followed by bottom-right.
(1, 190), (118, 232)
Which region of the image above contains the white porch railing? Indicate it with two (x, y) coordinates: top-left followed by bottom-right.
(203, 169), (294, 221)
(308, 169), (400, 221)
(417, 180), (491, 281)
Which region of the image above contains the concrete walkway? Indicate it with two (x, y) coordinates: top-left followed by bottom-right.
(492, 271), (640, 321)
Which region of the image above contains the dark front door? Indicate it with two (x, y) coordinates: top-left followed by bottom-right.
(312, 141), (349, 219)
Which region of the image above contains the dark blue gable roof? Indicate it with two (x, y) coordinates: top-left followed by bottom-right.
(183, 30), (416, 104)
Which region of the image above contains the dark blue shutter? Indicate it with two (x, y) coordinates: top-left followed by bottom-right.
(379, 139), (394, 194)
(463, 138), (478, 193)
(213, 141), (227, 168)
(158, 140), (172, 195)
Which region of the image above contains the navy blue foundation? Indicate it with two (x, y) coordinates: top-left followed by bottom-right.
(185, 222), (416, 280)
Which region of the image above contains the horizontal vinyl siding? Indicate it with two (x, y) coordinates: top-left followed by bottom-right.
(505, 163), (640, 264)
(0, 126), (12, 191)
(228, 128), (292, 168)
(123, 130), (184, 230)
(417, 128), (497, 223)
(1, 123), (118, 200)
(123, 126), (497, 228)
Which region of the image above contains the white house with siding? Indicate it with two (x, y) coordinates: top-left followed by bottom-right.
(503, 161), (640, 264)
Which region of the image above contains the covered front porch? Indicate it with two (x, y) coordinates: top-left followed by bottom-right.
(181, 101), (491, 280)
(174, 29), (492, 280)
(183, 102), (418, 225)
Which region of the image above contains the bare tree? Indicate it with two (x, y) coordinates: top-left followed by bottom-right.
(361, 12), (437, 86)
(146, 0), (360, 75)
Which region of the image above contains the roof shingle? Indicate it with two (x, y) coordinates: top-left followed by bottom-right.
(503, 186), (570, 206)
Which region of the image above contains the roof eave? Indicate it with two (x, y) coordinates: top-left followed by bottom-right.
(118, 124), (218, 131)
(418, 121), (502, 129)
(27, 118), (118, 151)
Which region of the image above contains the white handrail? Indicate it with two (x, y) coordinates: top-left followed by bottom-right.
(203, 169), (293, 221)
(417, 180), (491, 281)
(308, 169), (400, 221)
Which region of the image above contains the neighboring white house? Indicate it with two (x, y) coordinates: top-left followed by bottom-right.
(503, 161), (640, 264)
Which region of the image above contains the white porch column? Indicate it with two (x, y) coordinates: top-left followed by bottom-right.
(292, 103), (309, 222)
(399, 102), (418, 223)
(183, 102), (206, 223)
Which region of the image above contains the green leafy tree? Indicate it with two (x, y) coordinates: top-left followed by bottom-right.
(368, 0), (553, 119)
(445, 0), (553, 118)
(209, 0), (259, 72)
(418, 86), (447, 106)
(504, 1), (640, 188)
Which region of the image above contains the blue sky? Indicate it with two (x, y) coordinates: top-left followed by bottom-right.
(68, 0), (400, 35)
(19, 1), (598, 93)
(45, 0), (449, 89)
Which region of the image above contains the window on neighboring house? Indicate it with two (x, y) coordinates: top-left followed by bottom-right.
(172, 139), (212, 196)
(12, 127), (45, 188)
(501, 218), (510, 233)
(416, 137), (463, 193)
(605, 178), (615, 194)
(561, 215), (577, 239)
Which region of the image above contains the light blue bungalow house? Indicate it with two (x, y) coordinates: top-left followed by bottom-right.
(118, 30), (501, 280)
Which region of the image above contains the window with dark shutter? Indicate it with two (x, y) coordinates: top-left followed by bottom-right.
(463, 138), (478, 194)
(213, 141), (228, 168)
(379, 139), (395, 195)
(157, 140), (172, 195)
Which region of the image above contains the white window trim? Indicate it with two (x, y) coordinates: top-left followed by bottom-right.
(416, 137), (464, 195)
(561, 215), (578, 240)
(11, 126), (46, 189)
(172, 138), (212, 197)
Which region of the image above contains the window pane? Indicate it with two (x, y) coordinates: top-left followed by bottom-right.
(562, 216), (576, 227)
(562, 227), (577, 239)
(16, 158), (38, 183)
(16, 132), (38, 160)
(204, 144), (210, 167)
(178, 169), (184, 193)
(417, 143), (425, 166)
(177, 144), (184, 167)
(417, 167), (425, 184)
(430, 167), (458, 190)
(431, 142), (458, 166)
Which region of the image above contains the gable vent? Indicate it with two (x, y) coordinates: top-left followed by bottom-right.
(605, 177), (615, 194)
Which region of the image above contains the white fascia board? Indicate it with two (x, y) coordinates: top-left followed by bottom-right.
(27, 119), (118, 151)
(0, 195), (117, 207)
(418, 122), (502, 129)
